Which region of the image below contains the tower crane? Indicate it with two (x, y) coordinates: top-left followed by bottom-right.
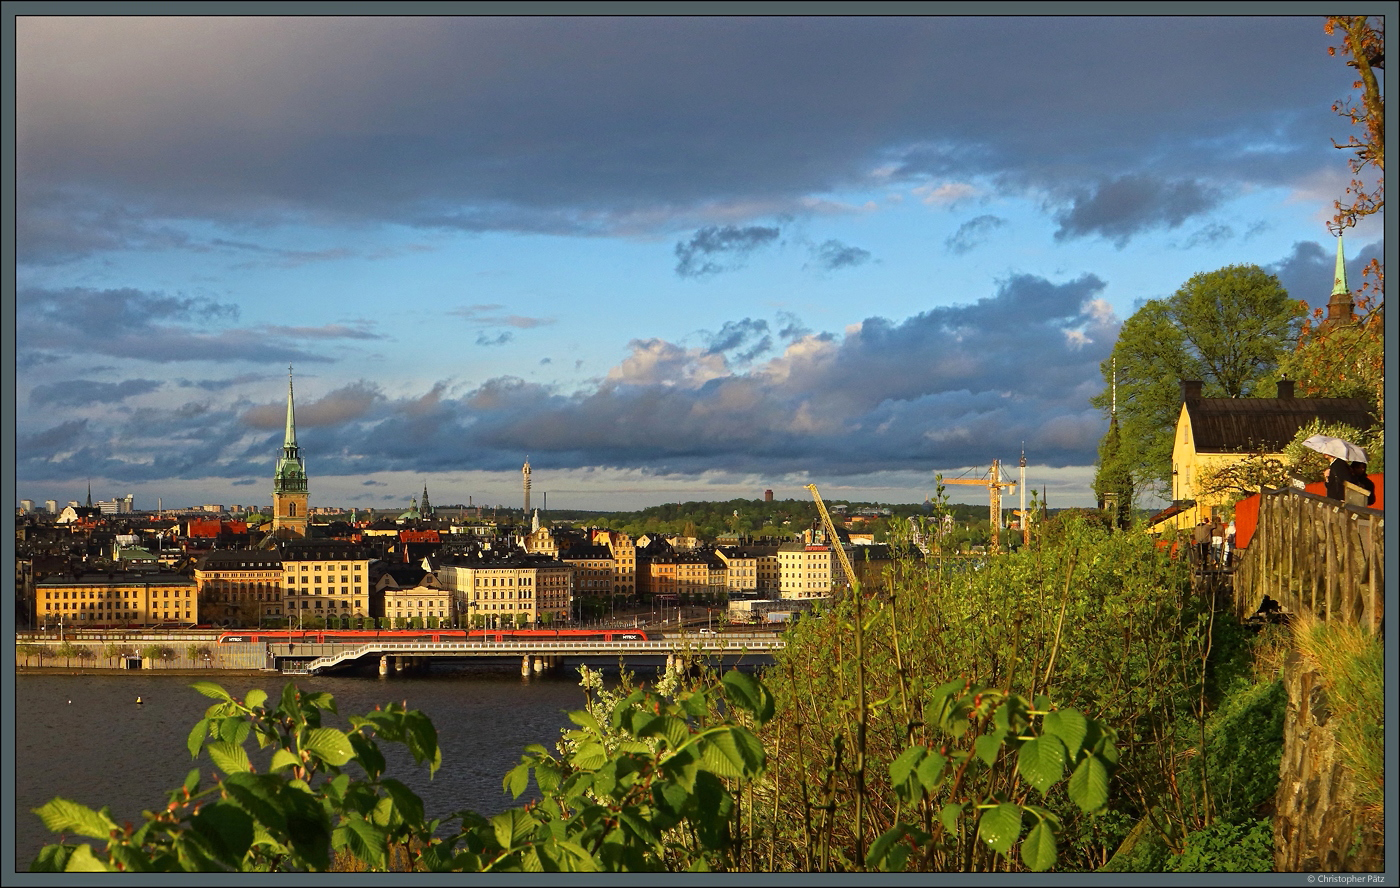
(938, 459), (1017, 554)
(804, 484), (859, 593)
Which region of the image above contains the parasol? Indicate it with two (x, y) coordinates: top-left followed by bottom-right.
(1301, 434), (1366, 464)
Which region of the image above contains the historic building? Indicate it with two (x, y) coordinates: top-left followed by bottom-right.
(279, 539), (373, 627)
(36, 572), (199, 628)
(433, 550), (571, 628)
(271, 369), (309, 539)
(195, 550), (284, 626)
(778, 541), (835, 599)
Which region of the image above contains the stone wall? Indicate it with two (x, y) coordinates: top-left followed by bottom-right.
(1273, 650), (1383, 872)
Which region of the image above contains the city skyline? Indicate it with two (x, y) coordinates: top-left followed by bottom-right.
(13, 15), (1382, 512)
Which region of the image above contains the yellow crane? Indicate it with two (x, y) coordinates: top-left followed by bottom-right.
(939, 459), (1017, 554)
(804, 483), (859, 592)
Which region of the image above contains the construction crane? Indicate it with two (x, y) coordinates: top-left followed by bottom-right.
(804, 484), (859, 592)
(939, 459), (1017, 554)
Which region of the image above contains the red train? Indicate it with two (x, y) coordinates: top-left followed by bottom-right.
(217, 628), (651, 644)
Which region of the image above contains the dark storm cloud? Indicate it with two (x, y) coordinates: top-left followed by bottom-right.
(1051, 175), (1224, 247)
(702, 319), (771, 362)
(810, 240), (872, 271)
(17, 276), (1119, 485)
(945, 215), (1007, 255)
(17, 286), (375, 364)
(30, 378), (163, 408)
(17, 18), (1341, 257)
(675, 225), (782, 278)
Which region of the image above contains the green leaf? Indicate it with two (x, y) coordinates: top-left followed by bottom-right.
(974, 730), (1004, 767)
(269, 748), (300, 772)
(1067, 755), (1110, 812)
(347, 731), (386, 779)
(504, 760), (532, 798)
(1020, 819), (1059, 872)
(336, 815), (387, 869)
(916, 750), (948, 792)
(191, 681), (233, 702)
(662, 715), (691, 751)
(243, 688), (268, 710)
(29, 844), (73, 873)
(572, 741), (608, 770)
(379, 779), (424, 829)
(62, 843), (114, 872)
(1016, 735), (1067, 796)
(491, 808), (536, 850)
(939, 801), (964, 836)
(221, 772), (289, 835)
(567, 709), (602, 734)
(977, 803), (1023, 855)
(190, 801), (255, 868)
(182, 768), (201, 795)
(207, 740), (251, 775)
(1042, 709), (1088, 757)
(701, 726), (764, 778)
(722, 670), (776, 725)
(889, 745), (925, 787)
(303, 727), (354, 767)
(186, 718), (210, 759)
(32, 798), (119, 840)
(865, 824), (910, 872)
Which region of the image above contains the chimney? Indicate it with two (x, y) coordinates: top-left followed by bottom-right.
(1276, 379), (1295, 399)
(1180, 380), (1203, 401)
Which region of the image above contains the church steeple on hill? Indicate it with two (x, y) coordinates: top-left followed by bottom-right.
(272, 366), (309, 538)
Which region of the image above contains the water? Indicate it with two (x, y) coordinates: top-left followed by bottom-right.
(13, 668), (593, 868)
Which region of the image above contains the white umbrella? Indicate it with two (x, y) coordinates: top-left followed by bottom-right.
(1301, 434), (1366, 464)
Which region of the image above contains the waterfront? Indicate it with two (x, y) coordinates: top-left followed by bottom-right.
(14, 668), (593, 868)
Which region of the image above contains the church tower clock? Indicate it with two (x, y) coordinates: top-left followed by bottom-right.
(271, 368), (309, 538)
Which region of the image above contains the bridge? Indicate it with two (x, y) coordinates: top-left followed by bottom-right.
(267, 633), (787, 675)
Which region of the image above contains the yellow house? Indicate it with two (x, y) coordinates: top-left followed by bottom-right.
(1160, 379), (1373, 533)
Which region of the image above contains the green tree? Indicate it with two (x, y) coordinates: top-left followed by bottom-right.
(1092, 413), (1134, 528)
(1092, 265), (1303, 495)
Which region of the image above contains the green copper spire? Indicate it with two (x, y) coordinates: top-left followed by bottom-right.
(1331, 234), (1349, 297)
(274, 367), (307, 495)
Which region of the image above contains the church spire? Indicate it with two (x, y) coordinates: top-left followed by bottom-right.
(283, 365), (299, 456)
(1322, 233), (1355, 329)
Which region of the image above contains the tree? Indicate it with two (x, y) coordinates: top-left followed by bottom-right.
(1324, 16), (1383, 229)
(1091, 265), (1302, 496)
(1093, 413), (1134, 528)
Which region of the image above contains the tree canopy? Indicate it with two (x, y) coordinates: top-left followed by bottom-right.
(1091, 265), (1302, 498)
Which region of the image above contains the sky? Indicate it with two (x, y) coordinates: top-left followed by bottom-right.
(10, 13), (1386, 513)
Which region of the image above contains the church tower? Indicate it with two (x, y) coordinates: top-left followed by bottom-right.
(1321, 233), (1356, 330)
(271, 368), (309, 538)
(522, 457), (532, 516)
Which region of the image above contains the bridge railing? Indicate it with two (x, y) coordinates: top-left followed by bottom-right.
(1234, 486), (1383, 633)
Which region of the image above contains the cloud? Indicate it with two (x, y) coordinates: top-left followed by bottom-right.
(809, 239), (871, 271)
(29, 378), (163, 408)
(702, 318), (772, 363)
(17, 286), (373, 364)
(1051, 175), (1224, 247)
(18, 18), (1341, 259)
(944, 214), (1007, 254)
(674, 225), (781, 278)
(1268, 238), (1383, 313)
(476, 331), (515, 346)
(1171, 222), (1235, 250)
(243, 381), (383, 430)
(451, 304), (556, 329)
(231, 478), (258, 486)
(913, 183), (978, 206)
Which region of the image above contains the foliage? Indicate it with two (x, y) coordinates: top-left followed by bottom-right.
(751, 513), (1206, 871)
(1278, 418), (1384, 482)
(1193, 417), (1383, 506)
(1277, 299), (1384, 426)
(1166, 818), (1273, 873)
(1091, 267), (1302, 496)
(1324, 16), (1384, 228)
(1290, 614), (1384, 830)
(1092, 415), (1134, 528)
(31, 669), (775, 872)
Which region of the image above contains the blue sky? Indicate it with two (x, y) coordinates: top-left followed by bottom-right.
(13, 14), (1385, 512)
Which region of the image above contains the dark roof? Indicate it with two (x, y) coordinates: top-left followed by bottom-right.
(560, 544), (612, 561)
(196, 550), (282, 570)
(1184, 396), (1373, 453)
(279, 539), (371, 561)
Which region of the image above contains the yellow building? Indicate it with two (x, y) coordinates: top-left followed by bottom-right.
(37, 572), (198, 628)
(195, 550), (284, 626)
(778, 541), (834, 599)
(434, 552), (571, 628)
(280, 540), (372, 627)
(1163, 379), (1373, 532)
(271, 370), (309, 539)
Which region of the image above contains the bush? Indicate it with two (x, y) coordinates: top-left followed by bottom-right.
(1168, 818), (1273, 872)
